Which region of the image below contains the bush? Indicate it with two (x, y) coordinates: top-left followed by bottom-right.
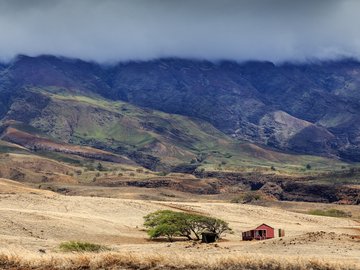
(97, 163), (107, 171)
(231, 192), (262, 204)
(307, 209), (351, 218)
(59, 241), (107, 252)
(144, 210), (232, 242)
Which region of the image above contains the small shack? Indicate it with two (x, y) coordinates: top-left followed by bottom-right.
(242, 223), (275, 241)
(201, 232), (219, 243)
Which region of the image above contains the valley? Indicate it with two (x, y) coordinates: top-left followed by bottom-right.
(0, 56), (359, 269)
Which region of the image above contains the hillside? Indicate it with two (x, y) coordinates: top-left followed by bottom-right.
(110, 59), (360, 161)
(1, 55), (360, 163)
(0, 75), (348, 173)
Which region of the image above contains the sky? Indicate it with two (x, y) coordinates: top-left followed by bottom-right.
(0, 0), (360, 63)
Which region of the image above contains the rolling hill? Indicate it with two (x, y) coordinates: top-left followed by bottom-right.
(0, 55), (360, 205)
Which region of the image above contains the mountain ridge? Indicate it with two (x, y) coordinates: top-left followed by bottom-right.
(1, 55), (360, 164)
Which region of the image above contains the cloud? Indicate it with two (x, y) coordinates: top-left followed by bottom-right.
(0, 0), (359, 63)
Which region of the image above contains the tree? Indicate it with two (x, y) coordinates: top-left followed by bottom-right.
(148, 224), (180, 242)
(143, 210), (232, 242)
(306, 164), (312, 170)
(144, 210), (192, 241)
(196, 216), (231, 236)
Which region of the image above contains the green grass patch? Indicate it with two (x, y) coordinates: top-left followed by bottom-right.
(59, 241), (108, 252)
(307, 209), (351, 218)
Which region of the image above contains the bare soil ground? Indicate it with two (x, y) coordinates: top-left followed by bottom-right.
(0, 178), (359, 269)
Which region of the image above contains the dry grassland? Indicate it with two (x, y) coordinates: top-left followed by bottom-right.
(0, 179), (359, 269)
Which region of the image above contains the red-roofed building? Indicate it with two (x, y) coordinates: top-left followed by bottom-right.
(242, 223), (275, 240)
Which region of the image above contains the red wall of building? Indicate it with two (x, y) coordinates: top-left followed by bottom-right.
(255, 224), (274, 238)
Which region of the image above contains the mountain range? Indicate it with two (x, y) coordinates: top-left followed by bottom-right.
(1, 55), (360, 171)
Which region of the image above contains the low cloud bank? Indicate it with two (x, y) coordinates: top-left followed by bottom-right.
(0, 0), (360, 63)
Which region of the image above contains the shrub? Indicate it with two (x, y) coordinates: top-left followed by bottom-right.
(97, 163), (107, 171)
(144, 210), (232, 242)
(59, 241), (107, 252)
(231, 192), (262, 204)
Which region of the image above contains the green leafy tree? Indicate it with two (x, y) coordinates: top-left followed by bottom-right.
(148, 224), (180, 242)
(143, 210), (232, 242)
(144, 210), (191, 241)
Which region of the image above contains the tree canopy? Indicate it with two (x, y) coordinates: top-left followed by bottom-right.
(143, 210), (232, 242)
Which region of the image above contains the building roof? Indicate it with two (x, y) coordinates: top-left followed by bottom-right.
(255, 223), (274, 230)
(243, 223), (274, 233)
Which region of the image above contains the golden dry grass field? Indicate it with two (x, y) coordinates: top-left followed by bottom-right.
(0, 178), (359, 269)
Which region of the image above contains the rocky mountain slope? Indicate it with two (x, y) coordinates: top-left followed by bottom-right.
(110, 59), (360, 161)
(0, 55), (360, 166)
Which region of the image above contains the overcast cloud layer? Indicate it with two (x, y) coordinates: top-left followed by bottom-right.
(0, 0), (360, 63)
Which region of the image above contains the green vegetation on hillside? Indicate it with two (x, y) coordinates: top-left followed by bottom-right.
(0, 87), (354, 175)
(37, 91), (353, 172)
